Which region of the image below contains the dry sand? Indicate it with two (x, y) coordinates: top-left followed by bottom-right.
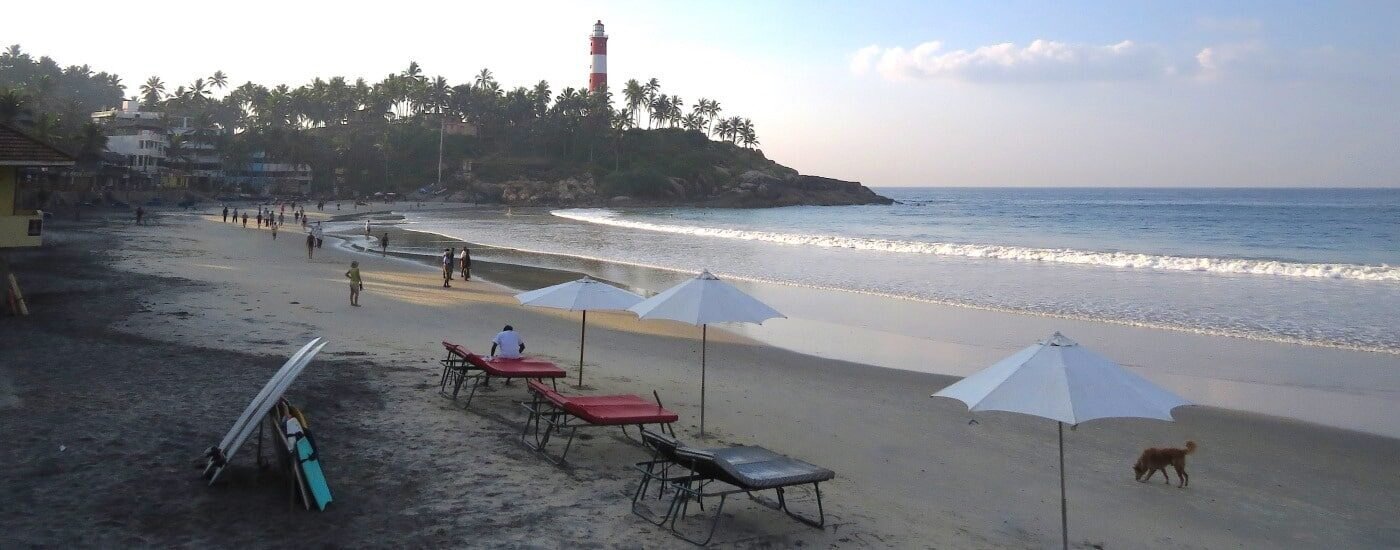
(1, 208), (1397, 548)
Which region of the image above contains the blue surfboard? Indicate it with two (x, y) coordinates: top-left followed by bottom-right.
(285, 418), (332, 511)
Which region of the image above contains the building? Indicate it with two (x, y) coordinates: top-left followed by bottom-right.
(225, 152), (312, 195)
(1, 122), (75, 248)
(588, 20), (608, 93)
(91, 99), (166, 178)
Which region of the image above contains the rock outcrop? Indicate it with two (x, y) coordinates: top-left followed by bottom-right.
(450, 170), (889, 208)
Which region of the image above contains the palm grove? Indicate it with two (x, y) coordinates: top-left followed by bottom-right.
(0, 44), (765, 198)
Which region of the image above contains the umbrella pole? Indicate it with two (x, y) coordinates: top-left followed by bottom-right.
(700, 324), (707, 436)
(578, 310), (587, 387)
(1059, 421), (1068, 550)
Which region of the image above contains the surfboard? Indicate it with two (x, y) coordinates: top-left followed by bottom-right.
(204, 338), (322, 478)
(206, 338), (327, 485)
(277, 401), (310, 510)
(285, 417), (333, 510)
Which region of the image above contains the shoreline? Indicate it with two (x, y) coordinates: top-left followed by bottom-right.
(350, 213), (1400, 440)
(4, 209), (1397, 547)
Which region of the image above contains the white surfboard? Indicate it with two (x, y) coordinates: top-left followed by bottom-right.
(205, 338), (327, 484)
(204, 338), (322, 477)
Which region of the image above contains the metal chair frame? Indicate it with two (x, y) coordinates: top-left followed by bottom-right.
(520, 394), (675, 465)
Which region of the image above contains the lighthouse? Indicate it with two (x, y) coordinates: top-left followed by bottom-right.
(588, 20), (608, 93)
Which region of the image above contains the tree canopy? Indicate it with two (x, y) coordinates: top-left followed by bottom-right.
(1, 43), (768, 195)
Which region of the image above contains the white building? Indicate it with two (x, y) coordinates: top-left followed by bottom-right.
(91, 99), (166, 175)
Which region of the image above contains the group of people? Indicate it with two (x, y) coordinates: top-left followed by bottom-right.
(220, 203), (325, 251)
(441, 247), (472, 288)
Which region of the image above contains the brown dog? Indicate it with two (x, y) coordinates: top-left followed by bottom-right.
(1133, 441), (1197, 488)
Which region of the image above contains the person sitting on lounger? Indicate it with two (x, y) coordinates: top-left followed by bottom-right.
(482, 325), (526, 388)
(490, 325), (525, 359)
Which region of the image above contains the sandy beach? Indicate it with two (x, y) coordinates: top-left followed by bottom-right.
(2, 208), (1398, 548)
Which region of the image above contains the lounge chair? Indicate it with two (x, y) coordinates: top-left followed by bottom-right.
(632, 428), (835, 545)
(520, 380), (678, 464)
(438, 341), (565, 405)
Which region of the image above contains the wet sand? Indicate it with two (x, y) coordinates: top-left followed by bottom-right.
(1, 208), (1397, 548)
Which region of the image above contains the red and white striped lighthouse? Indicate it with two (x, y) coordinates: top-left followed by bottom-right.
(588, 20), (608, 93)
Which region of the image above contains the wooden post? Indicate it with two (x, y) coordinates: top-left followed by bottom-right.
(7, 273), (28, 316)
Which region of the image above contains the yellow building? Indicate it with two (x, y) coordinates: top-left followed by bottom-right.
(1, 122), (75, 248)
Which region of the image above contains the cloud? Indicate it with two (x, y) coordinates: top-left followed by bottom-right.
(852, 40), (1170, 83)
(1191, 42), (1392, 83)
(849, 44), (881, 75)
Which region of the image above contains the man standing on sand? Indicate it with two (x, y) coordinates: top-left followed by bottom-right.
(442, 248), (454, 288)
(306, 232), (316, 259)
(256, 210), (263, 228)
(135, 206), (145, 225)
(242, 212), (248, 227)
(381, 232), (389, 256)
(279, 211), (285, 226)
(364, 219), (371, 236)
(345, 261), (363, 306)
(460, 247), (471, 280)
(222, 206), (229, 223)
(271, 221), (278, 240)
(314, 222), (324, 248)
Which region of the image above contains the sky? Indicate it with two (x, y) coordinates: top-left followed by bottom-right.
(6, 0), (1399, 187)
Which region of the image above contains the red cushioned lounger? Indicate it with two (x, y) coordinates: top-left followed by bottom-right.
(521, 380), (679, 464)
(439, 342), (564, 405)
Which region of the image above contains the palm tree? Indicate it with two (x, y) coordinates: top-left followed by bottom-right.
(209, 70), (228, 91)
(0, 87), (30, 124)
(140, 76), (165, 106)
(475, 68), (495, 89)
(668, 95), (684, 128)
(73, 121), (108, 171)
(682, 111), (705, 131)
(700, 98), (721, 136)
(189, 78), (211, 101)
(531, 80), (551, 118)
(28, 112), (59, 141)
(642, 78), (660, 127)
(739, 118), (758, 148)
(622, 79), (644, 128)
(402, 61), (424, 82)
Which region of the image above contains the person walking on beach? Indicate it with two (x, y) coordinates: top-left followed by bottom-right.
(460, 247), (471, 280)
(222, 206), (229, 223)
(364, 219), (371, 236)
(381, 232), (389, 256)
(345, 261), (363, 306)
(279, 211), (285, 226)
(135, 206), (145, 225)
(441, 248), (455, 288)
(314, 222), (324, 248)
(242, 212), (248, 227)
(306, 232), (315, 259)
(256, 211), (263, 228)
(271, 221), (278, 240)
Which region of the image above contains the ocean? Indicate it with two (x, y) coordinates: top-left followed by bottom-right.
(396, 187), (1399, 355)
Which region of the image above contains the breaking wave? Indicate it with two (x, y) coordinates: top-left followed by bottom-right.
(552, 209), (1400, 282)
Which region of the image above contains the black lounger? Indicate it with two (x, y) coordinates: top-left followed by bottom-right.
(632, 428), (835, 545)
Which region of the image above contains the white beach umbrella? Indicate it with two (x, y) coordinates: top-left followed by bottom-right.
(629, 269), (785, 435)
(931, 332), (1190, 550)
(515, 277), (643, 387)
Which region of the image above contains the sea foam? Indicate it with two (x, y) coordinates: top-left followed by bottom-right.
(552, 209), (1400, 282)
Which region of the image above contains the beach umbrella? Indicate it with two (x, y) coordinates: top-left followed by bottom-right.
(629, 270), (784, 435)
(515, 277), (643, 387)
(931, 332), (1190, 550)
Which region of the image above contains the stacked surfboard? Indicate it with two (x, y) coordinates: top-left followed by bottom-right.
(203, 338), (333, 510)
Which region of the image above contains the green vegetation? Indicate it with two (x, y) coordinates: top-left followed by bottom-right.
(1, 44), (770, 197)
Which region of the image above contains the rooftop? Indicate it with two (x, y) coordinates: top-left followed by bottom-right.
(0, 122), (76, 166)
